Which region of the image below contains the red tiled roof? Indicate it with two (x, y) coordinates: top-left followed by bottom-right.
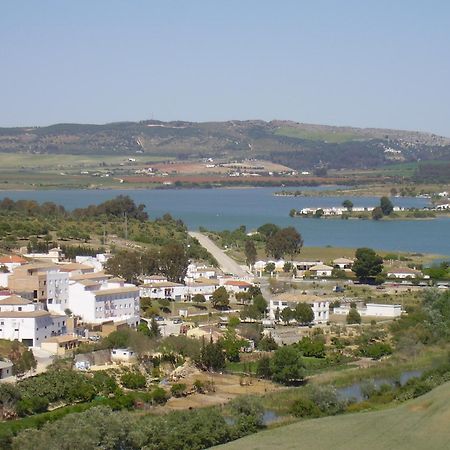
(0, 255), (27, 264)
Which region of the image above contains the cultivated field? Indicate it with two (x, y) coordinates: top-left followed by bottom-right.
(217, 381), (450, 450)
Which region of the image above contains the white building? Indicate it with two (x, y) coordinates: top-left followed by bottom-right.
(185, 278), (219, 301)
(0, 295), (66, 347)
(140, 281), (187, 301)
(0, 360), (13, 379)
(222, 280), (253, 294)
(22, 247), (63, 263)
(67, 276), (140, 326)
(269, 293), (329, 324)
(333, 258), (354, 270)
(0, 255), (27, 272)
(111, 348), (136, 362)
(334, 303), (402, 318)
(75, 254), (111, 272)
(309, 264), (334, 277)
(386, 268), (422, 279)
(186, 263), (217, 280)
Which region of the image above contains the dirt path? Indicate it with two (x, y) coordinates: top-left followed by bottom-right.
(189, 231), (253, 278)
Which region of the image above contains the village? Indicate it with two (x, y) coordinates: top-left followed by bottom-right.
(0, 237), (442, 381)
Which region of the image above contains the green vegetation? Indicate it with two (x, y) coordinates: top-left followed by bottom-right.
(219, 380), (450, 450)
(274, 126), (362, 143)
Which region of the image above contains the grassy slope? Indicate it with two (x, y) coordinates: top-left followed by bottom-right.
(274, 127), (363, 143)
(217, 381), (450, 450)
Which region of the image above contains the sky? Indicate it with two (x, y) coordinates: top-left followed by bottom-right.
(1, 0), (450, 136)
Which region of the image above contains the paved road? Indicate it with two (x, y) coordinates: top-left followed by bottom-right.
(189, 231), (252, 278)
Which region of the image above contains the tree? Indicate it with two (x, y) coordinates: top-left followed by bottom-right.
(256, 356), (272, 378)
(296, 337), (325, 358)
(353, 247), (383, 283)
(266, 227), (303, 260)
(258, 335), (278, 351)
(148, 318), (160, 338)
(283, 262), (293, 272)
(313, 209), (324, 218)
(294, 303), (314, 324)
(159, 242), (189, 283)
(380, 196), (394, 215)
(270, 346), (305, 384)
(105, 250), (141, 283)
(257, 223), (280, 240)
(198, 338), (225, 371)
(342, 199), (353, 211)
(280, 307), (295, 325)
(347, 307), (361, 324)
(372, 206), (384, 220)
(253, 294), (268, 315)
(265, 262), (276, 274)
(244, 240), (257, 268)
(221, 328), (245, 362)
(211, 286), (230, 309)
(192, 293), (206, 303)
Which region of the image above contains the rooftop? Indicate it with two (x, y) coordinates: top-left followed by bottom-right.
(224, 280), (253, 287)
(272, 292), (329, 303)
(71, 271), (111, 281)
(0, 295), (32, 305)
(94, 286), (139, 297)
(0, 255), (27, 264)
(310, 264), (334, 271)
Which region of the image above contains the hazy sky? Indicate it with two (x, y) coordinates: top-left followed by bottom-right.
(1, 1), (450, 135)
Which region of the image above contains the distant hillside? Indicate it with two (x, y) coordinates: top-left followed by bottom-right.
(1, 120), (449, 170)
(217, 381), (450, 450)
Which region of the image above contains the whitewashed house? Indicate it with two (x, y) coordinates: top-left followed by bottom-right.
(186, 263), (217, 280)
(0, 295), (66, 347)
(269, 293), (329, 324)
(223, 280), (253, 295)
(334, 303), (402, 318)
(386, 268), (422, 279)
(185, 278), (219, 301)
(75, 254), (111, 272)
(309, 264), (334, 277)
(67, 276), (140, 326)
(333, 258), (354, 270)
(0, 255), (27, 272)
(140, 281), (187, 301)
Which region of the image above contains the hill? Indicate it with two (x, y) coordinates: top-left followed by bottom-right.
(1, 120), (449, 171)
(216, 381), (450, 450)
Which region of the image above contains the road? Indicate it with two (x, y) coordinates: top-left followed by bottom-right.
(189, 231), (252, 278)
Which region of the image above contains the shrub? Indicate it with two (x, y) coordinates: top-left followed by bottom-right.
(150, 387), (169, 405)
(120, 372), (147, 390)
(171, 383), (187, 398)
(229, 396), (264, 434)
(307, 385), (347, 415)
(290, 397), (321, 418)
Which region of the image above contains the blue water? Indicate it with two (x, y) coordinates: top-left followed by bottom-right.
(1, 187), (448, 256)
(337, 370), (423, 403)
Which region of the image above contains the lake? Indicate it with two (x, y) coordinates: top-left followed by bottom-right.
(1, 187), (448, 256)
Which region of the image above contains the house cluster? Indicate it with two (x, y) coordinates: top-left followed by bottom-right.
(268, 293), (330, 324)
(297, 206), (405, 216)
(0, 251), (140, 353)
(140, 262), (254, 301)
(254, 258), (354, 278)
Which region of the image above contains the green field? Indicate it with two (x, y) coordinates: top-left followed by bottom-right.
(274, 127), (363, 143)
(0, 152), (169, 170)
(217, 381), (450, 450)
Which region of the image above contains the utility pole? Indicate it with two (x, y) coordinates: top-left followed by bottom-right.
(124, 212), (128, 241)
